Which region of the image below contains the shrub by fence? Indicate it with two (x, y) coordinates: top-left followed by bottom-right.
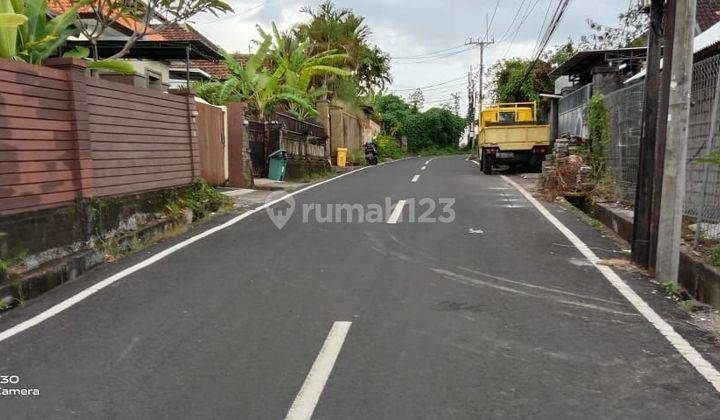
(0, 58), (199, 216)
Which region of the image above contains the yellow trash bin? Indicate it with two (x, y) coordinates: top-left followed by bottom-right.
(337, 147), (348, 167)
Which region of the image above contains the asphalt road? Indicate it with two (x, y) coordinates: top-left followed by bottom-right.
(1, 156), (720, 419)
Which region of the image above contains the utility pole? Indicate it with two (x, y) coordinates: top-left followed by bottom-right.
(466, 36), (495, 130)
(650, 0), (676, 273)
(656, 0), (696, 284)
(468, 67), (476, 148)
(632, 0), (664, 269)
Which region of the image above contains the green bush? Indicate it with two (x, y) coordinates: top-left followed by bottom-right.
(347, 147), (365, 165)
(376, 134), (406, 159)
(168, 178), (232, 219)
(584, 94), (609, 176)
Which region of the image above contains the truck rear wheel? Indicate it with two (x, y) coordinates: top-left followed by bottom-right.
(482, 150), (492, 175)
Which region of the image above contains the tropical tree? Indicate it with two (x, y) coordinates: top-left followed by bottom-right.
(408, 89), (424, 110)
(356, 44), (392, 92)
(262, 23), (351, 119)
(487, 58), (553, 102)
(293, 1), (391, 99)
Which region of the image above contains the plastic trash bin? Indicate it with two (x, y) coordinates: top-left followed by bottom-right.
(268, 149), (288, 181)
(337, 147), (348, 167)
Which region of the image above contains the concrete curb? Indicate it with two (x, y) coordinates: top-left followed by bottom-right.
(0, 216), (185, 311)
(592, 202), (720, 308)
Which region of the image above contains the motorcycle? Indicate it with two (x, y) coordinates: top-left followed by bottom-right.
(364, 141), (378, 165)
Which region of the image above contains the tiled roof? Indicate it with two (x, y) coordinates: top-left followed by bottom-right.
(188, 54), (250, 80)
(698, 0), (720, 32)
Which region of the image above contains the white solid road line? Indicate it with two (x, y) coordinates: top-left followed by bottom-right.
(421, 166), (427, 170)
(387, 200), (407, 224)
(285, 321), (352, 420)
(502, 175), (720, 393)
(0, 167), (374, 344)
(411, 174), (420, 183)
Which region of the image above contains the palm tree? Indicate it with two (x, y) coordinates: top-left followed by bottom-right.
(294, 1), (376, 98)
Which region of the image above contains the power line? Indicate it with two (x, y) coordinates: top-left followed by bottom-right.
(501, 0), (544, 57)
(530, 0), (557, 60)
(511, 0), (572, 95)
(391, 48), (474, 64)
(485, 0), (502, 40)
(388, 74), (468, 92)
(390, 44), (468, 59)
(497, 0), (529, 43)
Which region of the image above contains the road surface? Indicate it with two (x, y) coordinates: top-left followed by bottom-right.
(1, 156), (719, 419)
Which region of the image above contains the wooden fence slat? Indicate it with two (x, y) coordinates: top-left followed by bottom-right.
(0, 139), (76, 151)
(0, 91), (70, 110)
(89, 124), (189, 137)
(95, 177), (192, 197)
(86, 94), (189, 118)
(94, 170), (192, 188)
(89, 115), (188, 131)
(0, 170), (76, 186)
(0, 104), (71, 121)
(89, 105), (188, 124)
(0, 160), (77, 174)
(91, 141), (191, 152)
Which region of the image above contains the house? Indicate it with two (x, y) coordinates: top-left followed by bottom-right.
(48, 1), (226, 91)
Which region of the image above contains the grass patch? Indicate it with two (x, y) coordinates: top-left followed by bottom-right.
(708, 245), (720, 267)
(296, 170), (335, 183)
(165, 178), (233, 220)
(0, 250), (29, 281)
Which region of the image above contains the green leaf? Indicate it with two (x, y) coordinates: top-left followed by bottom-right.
(88, 59), (136, 75)
(62, 45), (89, 58)
(0, 12), (26, 27)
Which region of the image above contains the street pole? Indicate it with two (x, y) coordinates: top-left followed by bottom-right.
(468, 68), (476, 149)
(656, 0), (696, 284)
(466, 36), (495, 148)
(632, 0), (664, 268)
(650, 0), (677, 273)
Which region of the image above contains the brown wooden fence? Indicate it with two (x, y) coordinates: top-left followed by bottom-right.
(0, 58), (199, 216)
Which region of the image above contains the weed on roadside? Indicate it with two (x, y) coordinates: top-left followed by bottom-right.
(0, 250), (29, 281)
(297, 171), (334, 183)
(662, 281), (680, 298)
(708, 245), (720, 267)
(166, 178), (233, 220)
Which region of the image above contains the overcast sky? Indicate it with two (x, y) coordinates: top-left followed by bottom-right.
(192, 0), (634, 109)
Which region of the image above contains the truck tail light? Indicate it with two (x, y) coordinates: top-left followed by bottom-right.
(532, 146), (547, 155)
(485, 147), (498, 156)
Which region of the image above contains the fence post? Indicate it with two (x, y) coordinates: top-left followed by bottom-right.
(694, 70), (720, 246)
(329, 105), (344, 163)
(44, 58), (95, 241)
(44, 58), (93, 198)
(227, 102), (253, 187)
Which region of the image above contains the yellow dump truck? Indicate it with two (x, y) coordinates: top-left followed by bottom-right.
(477, 102), (550, 175)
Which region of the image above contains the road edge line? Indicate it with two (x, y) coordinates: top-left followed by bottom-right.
(285, 321), (352, 420)
(501, 174), (720, 393)
(0, 168), (371, 344)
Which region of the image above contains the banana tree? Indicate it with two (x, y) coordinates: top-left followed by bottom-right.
(0, 0), (27, 59)
(262, 22), (351, 116)
(220, 31), (318, 173)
